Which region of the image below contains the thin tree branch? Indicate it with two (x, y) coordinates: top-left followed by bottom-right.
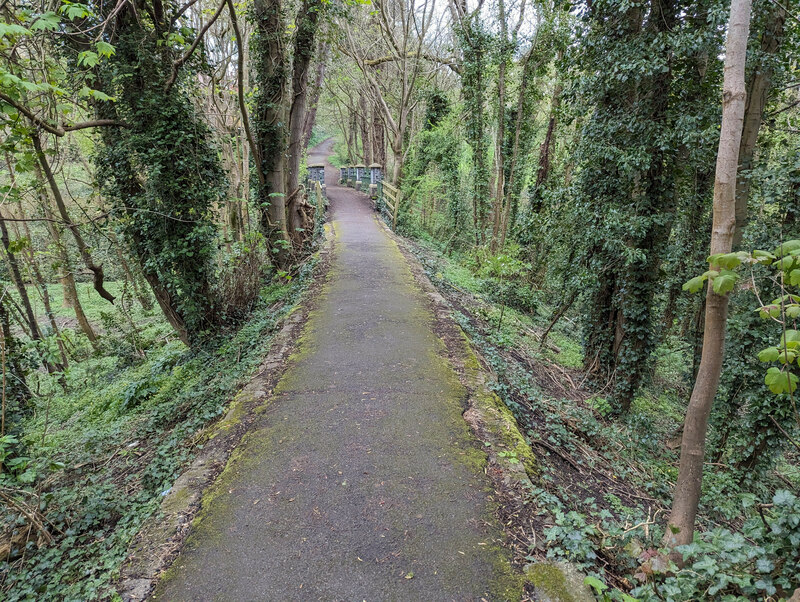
(164, 0), (228, 92)
(0, 93), (129, 136)
(364, 51), (461, 74)
(226, 0), (265, 187)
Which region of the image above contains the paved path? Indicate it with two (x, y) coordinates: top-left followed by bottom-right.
(153, 139), (520, 601)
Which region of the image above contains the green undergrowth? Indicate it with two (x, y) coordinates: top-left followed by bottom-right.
(327, 137), (351, 168)
(306, 126), (332, 150)
(403, 237), (800, 601)
(5, 281), (130, 323)
(0, 264), (316, 601)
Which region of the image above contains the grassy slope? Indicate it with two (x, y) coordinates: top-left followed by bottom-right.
(398, 236), (799, 600)
(0, 270), (315, 601)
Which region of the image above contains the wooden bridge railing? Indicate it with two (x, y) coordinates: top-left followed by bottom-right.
(314, 180), (325, 224)
(381, 181), (401, 230)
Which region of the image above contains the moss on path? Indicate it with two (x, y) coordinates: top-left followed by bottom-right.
(152, 142), (523, 600)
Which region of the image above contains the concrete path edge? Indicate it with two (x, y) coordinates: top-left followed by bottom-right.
(376, 214), (596, 602)
(117, 224), (337, 602)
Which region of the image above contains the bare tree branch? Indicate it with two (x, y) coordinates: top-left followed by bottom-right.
(0, 93), (129, 136)
(164, 0), (228, 92)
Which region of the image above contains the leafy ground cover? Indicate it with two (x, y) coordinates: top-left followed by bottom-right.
(400, 235), (800, 601)
(0, 264), (317, 601)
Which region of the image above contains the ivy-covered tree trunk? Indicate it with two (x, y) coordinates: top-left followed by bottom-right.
(253, 0), (292, 265)
(0, 294), (28, 432)
(286, 0), (323, 244)
(579, 0), (680, 412)
(302, 40), (329, 148)
(531, 54), (563, 210)
(733, 2), (786, 246)
(456, 14), (490, 246)
(95, 1), (225, 346)
(490, 24), (509, 253)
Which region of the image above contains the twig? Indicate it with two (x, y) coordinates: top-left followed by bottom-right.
(164, 0), (228, 92)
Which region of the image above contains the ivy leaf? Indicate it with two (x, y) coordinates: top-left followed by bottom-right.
(583, 576), (607, 593)
(692, 556), (717, 573)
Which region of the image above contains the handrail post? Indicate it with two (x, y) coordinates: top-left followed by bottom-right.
(392, 191), (401, 230)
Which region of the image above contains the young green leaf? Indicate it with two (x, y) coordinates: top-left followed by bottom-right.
(683, 275), (705, 293)
(764, 367), (799, 395)
(30, 12), (60, 31)
(774, 239), (800, 258)
(77, 50), (99, 67)
(758, 347), (780, 363)
(712, 273), (737, 295)
(95, 41), (115, 57)
(0, 23), (32, 37)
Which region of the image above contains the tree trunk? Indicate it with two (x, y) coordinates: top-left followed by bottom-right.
(0, 213), (41, 341)
(228, 0), (254, 244)
(32, 133), (115, 305)
(302, 41), (329, 148)
(664, 0), (751, 550)
(34, 169), (99, 345)
(534, 72), (563, 200)
(17, 219), (69, 369)
(0, 213), (63, 378)
(359, 94), (372, 164)
(348, 108), (358, 164)
(112, 235), (153, 311)
(372, 104), (385, 167)
(732, 5), (786, 247)
(1, 154), (66, 365)
(391, 135), (403, 184)
(253, 0), (292, 265)
(286, 0), (322, 245)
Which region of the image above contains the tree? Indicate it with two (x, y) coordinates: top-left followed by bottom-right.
(664, 0), (752, 550)
(345, 0), (446, 185)
(95, 0), (227, 346)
